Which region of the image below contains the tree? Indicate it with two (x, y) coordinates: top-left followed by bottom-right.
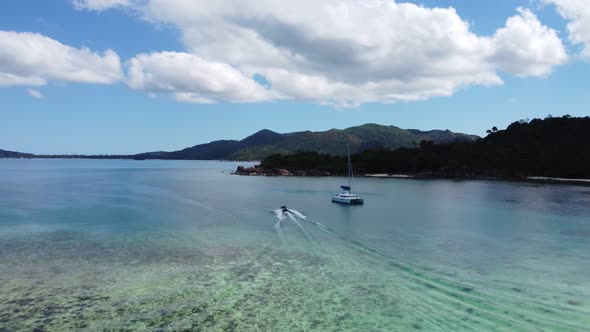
(419, 140), (434, 148)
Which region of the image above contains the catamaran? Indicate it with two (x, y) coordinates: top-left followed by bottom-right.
(332, 145), (364, 205)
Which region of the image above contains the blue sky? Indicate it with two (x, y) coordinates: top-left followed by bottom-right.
(1, 0), (589, 154)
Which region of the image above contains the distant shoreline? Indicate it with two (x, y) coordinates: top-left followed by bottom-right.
(369, 174), (590, 186)
(375, 175), (590, 186)
(365, 173), (590, 183)
(2, 158), (589, 186)
(0, 157), (259, 162)
(525, 176), (590, 185)
(363, 174), (413, 178)
(232, 166), (590, 187)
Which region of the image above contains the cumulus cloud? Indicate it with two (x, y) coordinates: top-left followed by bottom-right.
(72, 0), (131, 11)
(491, 8), (567, 77)
(544, 0), (590, 58)
(26, 88), (44, 99)
(127, 52), (276, 103)
(88, 1), (567, 106)
(0, 31), (123, 87)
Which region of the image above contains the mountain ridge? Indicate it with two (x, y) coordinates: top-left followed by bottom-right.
(138, 123), (479, 160)
(1, 123), (479, 160)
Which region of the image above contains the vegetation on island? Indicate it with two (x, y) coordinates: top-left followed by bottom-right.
(259, 116), (590, 179)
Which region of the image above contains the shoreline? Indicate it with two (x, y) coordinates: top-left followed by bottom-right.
(363, 174), (413, 178)
(4, 158), (589, 187)
(232, 166), (590, 187)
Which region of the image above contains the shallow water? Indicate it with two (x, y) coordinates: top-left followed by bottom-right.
(0, 159), (589, 331)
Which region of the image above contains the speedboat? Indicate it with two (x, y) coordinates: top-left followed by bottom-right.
(281, 205), (289, 212)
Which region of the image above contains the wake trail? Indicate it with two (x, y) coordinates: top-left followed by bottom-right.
(271, 209), (287, 240)
(286, 209), (343, 267)
(287, 209), (307, 220)
(274, 219), (285, 240)
(287, 212), (316, 243)
(271, 208), (319, 244)
(271, 208), (557, 329)
(273, 209), (286, 222)
(285, 211), (332, 281)
(288, 209), (335, 235)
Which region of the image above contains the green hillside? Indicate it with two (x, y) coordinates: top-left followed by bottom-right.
(226, 124), (477, 160)
(260, 116), (590, 179)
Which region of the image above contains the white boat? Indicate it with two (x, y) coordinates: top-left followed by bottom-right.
(332, 145), (364, 205)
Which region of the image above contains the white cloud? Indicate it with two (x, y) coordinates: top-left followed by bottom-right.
(85, 1), (568, 106)
(127, 51), (276, 103)
(491, 8), (567, 77)
(0, 73), (45, 87)
(0, 31), (123, 87)
(26, 88), (44, 99)
(544, 0), (590, 58)
(72, 0), (131, 11)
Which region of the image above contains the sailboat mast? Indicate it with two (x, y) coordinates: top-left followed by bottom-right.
(347, 144), (352, 192)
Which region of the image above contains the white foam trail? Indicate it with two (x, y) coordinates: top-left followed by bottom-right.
(287, 209), (334, 234)
(272, 209), (287, 240)
(287, 212), (315, 243)
(277, 208), (340, 268)
(305, 220), (333, 234)
(288, 209), (307, 220)
(274, 219), (285, 240)
(273, 209), (286, 221)
(289, 211), (339, 273)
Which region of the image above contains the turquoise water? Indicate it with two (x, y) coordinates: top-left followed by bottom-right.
(0, 159), (589, 331)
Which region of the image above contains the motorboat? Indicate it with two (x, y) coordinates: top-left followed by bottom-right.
(281, 205), (289, 212)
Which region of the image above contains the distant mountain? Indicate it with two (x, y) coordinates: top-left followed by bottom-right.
(0, 149), (34, 158)
(1, 124), (478, 161)
(138, 124), (479, 161)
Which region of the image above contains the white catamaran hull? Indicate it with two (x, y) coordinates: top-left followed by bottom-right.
(332, 195), (364, 205)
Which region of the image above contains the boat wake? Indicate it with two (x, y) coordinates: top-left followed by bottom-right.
(273, 210), (287, 240)
(272, 207), (334, 280)
(269, 207), (583, 331)
(272, 208), (334, 239)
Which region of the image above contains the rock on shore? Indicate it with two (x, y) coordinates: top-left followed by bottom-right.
(232, 165), (330, 177)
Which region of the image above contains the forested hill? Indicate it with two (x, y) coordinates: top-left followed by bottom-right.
(0, 149), (34, 158)
(136, 124), (478, 161)
(260, 116), (590, 179)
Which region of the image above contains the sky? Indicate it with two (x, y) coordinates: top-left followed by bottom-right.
(1, 0), (589, 154)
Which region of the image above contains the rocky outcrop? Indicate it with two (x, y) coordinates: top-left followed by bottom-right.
(233, 165), (330, 177)
(233, 165), (293, 176)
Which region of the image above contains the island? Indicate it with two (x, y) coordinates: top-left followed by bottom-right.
(234, 116), (590, 184)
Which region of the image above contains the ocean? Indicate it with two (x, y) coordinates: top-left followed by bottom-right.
(0, 159), (589, 331)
